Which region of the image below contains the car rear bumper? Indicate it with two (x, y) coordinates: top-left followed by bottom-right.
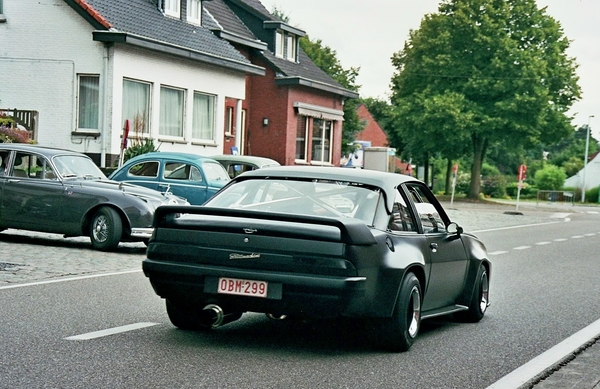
(130, 227), (154, 239)
(142, 259), (367, 318)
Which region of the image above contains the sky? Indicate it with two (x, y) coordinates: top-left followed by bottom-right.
(260, 0), (600, 138)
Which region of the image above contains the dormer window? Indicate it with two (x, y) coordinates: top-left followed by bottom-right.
(164, 0), (180, 18)
(275, 30), (297, 62)
(265, 21), (305, 63)
(187, 0), (201, 25)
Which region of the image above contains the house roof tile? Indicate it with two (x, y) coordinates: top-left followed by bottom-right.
(67, 0), (262, 74)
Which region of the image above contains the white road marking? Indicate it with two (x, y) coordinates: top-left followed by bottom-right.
(473, 221), (558, 234)
(514, 246), (531, 250)
(571, 235), (584, 239)
(0, 269), (142, 290)
(584, 233), (596, 237)
(488, 251), (508, 256)
(486, 317), (600, 389)
(65, 322), (159, 340)
(535, 242), (552, 246)
(553, 238), (568, 242)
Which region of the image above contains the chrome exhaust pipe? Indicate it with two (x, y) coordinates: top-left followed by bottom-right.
(201, 304), (242, 328)
(266, 313), (287, 320)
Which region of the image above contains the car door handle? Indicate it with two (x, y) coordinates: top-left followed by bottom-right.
(430, 243), (438, 253)
(7, 179), (21, 183)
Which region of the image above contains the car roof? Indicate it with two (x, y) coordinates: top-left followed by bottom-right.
(127, 151), (222, 164)
(211, 155), (280, 167)
(234, 166), (421, 213)
(0, 143), (89, 158)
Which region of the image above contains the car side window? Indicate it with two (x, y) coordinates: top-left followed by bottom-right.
(0, 150), (9, 176)
(406, 184), (446, 233)
(388, 190), (417, 233)
(34, 156), (57, 180)
(11, 152), (31, 177)
(164, 162), (196, 181)
(128, 161), (159, 177)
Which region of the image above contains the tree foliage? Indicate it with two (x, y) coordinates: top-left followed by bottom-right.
(534, 164), (567, 190)
(389, 0), (581, 198)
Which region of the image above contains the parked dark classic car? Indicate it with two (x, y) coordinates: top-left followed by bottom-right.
(143, 166), (490, 351)
(0, 144), (187, 251)
(109, 152), (230, 205)
(211, 154), (280, 178)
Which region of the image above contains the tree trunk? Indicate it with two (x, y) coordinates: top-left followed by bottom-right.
(468, 135), (488, 199)
(445, 158), (452, 195)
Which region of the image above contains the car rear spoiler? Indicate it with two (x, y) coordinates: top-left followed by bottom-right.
(153, 205), (377, 246)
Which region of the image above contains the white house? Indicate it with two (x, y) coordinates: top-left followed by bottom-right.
(564, 152), (600, 191)
(0, 0), (264, 167)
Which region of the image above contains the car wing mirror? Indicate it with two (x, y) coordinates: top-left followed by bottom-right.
(447, 222), (463, 235)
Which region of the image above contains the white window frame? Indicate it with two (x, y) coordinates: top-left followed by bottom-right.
(164, 0), (180, 18)
(77, 74), (100, 131)
(311, 118), (333, 165)
(191, 91), (216, 141)
(286, 34), (296, 61)
(122, 78), (152, 136)
(295, 116), (308, 162)
(275, 30), (285, 58)
(159, 85), (185, 138)
(187, 0), (201, 25)
(224, 106), (234, 137)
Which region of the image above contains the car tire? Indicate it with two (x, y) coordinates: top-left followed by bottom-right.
(377, 272), (421, 352)
(166, 299), (203, 331)
(89, 206), (122, 251)
(460, 264), (489, 323)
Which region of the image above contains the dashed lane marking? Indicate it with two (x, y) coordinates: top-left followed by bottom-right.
(488, 251), (508, 256)
(553, 238), (568, 242)
(65, 322), (159, 340)
(514, 246), (531, 250)
(571, 235), (584, 239)
(535, 242), (552, 245)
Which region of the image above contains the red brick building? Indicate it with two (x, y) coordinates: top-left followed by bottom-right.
(207, 0), (359, 166)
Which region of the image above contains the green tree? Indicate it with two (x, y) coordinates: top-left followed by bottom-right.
(389, 0), (581, 199)
(534, 164), (567, 190)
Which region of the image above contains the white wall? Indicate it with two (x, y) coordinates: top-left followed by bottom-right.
(0, 0), (105, 153)
(1, 0), (248, 164)
(110, 46), (246, 158)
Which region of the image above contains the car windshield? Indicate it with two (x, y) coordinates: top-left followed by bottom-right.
(206, 178), (382, 224)
(203, 162), (231, 186)
(53, 155), (107, 179)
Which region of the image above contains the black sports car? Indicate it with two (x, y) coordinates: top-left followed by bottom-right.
(143, 166), (490, 351)
(0, 144), (187, 251)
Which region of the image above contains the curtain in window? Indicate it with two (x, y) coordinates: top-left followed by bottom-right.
(159, 87), (184, 137)
(295, 116), (307, 160)
(78, 75), (99, 130)
(192, 92), (215, 140)
(311, 119), (332, 163)
(122, 79), (150, 134)
(187, 0), (201, 22)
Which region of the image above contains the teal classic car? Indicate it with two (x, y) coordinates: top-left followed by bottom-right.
(109, 152), (230, 205)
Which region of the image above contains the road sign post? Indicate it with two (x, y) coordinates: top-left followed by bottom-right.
(450, 163), (458, 207)
(516, 164), (527, 211)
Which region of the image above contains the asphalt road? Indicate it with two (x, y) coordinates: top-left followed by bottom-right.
(1, 202), (599, 388)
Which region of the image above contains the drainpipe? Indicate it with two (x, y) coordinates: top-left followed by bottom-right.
(235, 99), (243, 154)
(100, 43), (111, 167)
